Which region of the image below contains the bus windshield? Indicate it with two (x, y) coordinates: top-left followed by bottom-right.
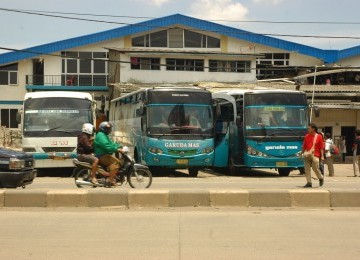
(245, 106), (307, 128)
(147, 104), (213, 136)
(23, 97), (93, 137)
(243, 93), (308, 137)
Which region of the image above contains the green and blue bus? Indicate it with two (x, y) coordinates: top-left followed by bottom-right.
(110, 86), (214, 177)
(212, 89), (308, 176)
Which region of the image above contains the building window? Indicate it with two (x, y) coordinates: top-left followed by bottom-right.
(132, 30), (168, 47)
(0, 109), (18, 128)
(132, 28), (220, 49)
(166, 59), (204, 71)
(256, 53), (290, 79)
(209, 60), (251, 73)
(130, 58), (161, 70)
(0, 63), (18, 85)
(61, 51), (108, 86)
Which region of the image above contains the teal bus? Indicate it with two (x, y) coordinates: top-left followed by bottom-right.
(109, 86), (214, 177)
(212, 89), (308, 176)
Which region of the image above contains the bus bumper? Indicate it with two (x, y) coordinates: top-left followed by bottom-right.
(32, 153), (77, 168)
(245, 156), (304, 169)
(144, 152), (214, 168)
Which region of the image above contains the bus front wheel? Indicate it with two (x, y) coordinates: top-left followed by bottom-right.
(188, 168), (199, 177)
(278, 168), (291, 176)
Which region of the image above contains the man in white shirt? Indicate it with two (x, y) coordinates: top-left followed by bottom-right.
(324, 133), (335, 177)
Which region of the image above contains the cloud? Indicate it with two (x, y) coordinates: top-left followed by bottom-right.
(190, 0), (248, 23)
(136, 0), (172, 6)
(252, 0), (284, 5)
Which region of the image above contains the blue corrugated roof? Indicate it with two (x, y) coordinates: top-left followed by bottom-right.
(0, 14), (357, 65)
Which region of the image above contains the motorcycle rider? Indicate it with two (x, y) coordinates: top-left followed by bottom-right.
(94, 121), (125, 186)
(77, 123), (99, 184)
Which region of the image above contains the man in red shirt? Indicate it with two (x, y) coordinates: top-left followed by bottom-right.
(302, 123), (325, 187)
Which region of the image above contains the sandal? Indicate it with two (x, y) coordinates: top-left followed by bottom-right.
(91, 178), (99, 184)
(105, 179), (116, 187)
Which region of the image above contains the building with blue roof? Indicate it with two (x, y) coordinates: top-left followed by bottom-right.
(1, 13), (360, 149)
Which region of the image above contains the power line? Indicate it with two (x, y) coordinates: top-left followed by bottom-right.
(4, 7), (360, 25)
(1, 7), (360, 40)
(2, 46), (360, 71)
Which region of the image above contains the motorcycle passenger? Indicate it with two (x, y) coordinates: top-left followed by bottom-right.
(77, 123), (99, 184)
(94, 121), (124, 186)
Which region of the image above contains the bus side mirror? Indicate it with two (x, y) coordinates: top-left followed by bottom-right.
(215, 105), (221, 118)
(136, 106), (145, 117)
(236, 116), (242, 126)
(16, 111), (22, 123)
(314, 107), (320, 117)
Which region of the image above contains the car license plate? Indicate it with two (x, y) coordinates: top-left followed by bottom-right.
(276, 162), (287, 167)
(176, 159), (188, 164)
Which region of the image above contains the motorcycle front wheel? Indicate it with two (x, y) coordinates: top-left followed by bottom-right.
(127, 168), (152, 189)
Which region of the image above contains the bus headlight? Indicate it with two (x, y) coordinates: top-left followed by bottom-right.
(202, 147), (214, 154)
(148, 147), (163, 154)
(247, 146), (268, 157)
(9, 158), (26, 169)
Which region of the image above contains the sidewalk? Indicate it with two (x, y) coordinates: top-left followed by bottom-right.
(1, 162), (359, 208)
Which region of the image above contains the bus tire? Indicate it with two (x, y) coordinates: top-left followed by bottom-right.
(188, 168), (199, 177)
(278, 168), (291, 176)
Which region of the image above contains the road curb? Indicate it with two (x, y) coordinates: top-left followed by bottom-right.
(1, 189), (360, 208)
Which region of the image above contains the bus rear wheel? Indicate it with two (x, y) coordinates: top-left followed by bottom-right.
(188, 168), (199, 177)
(278, 168), (291, 176)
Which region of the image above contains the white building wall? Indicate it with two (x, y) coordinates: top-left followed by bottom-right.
(336, 56), (360, 66)
(118, 54), (255, 83)
(227, 37), (323, 66)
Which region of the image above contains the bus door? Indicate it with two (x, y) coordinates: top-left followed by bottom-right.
(212, 93), (236, 167)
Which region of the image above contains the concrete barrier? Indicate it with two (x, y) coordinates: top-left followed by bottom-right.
(330, 190), (360, 207)
(1, 189), (360, 208)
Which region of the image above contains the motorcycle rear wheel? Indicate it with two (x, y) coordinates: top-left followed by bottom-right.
(128, 168), (152, 189)
(74, 168), (97, 188)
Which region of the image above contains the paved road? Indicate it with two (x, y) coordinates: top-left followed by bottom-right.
(25, 163), (360, 190)
(0, 208), (359, 259)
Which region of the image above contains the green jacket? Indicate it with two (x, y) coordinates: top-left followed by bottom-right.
(94, 131), (120, 156)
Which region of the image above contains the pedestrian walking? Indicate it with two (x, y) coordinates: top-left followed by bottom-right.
(324, 133), (335, 177)
(341, 136), (347, 162)
(318, 131), (325, 176)
(301, 123), (325, 187)
(352, 129), (360, 177)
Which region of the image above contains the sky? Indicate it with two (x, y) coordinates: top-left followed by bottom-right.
(1, 0), (360, 54)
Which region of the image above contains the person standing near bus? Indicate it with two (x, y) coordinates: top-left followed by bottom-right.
(352, 129), (360, 177)
(94, 121), (125, 186)
(324, 133), (335, 177)
(302, 123), (325, 187)
(341, 136), (347, 162)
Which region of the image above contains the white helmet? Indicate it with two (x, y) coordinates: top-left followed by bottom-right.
(82, 123), (94, 135)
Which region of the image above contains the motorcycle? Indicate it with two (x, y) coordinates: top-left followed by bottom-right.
(72, 151), (152, 189)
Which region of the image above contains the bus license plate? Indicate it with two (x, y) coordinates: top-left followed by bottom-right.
(176, 159), (188, 164)
(53, 156), (66, 160)
(276, 162), (287, 167)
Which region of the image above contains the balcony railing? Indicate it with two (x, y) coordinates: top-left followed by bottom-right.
(26, 75), (108, 86)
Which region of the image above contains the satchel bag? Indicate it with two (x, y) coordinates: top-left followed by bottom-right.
(303, 134), (318, 159)
(303, 150), (314, 159)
